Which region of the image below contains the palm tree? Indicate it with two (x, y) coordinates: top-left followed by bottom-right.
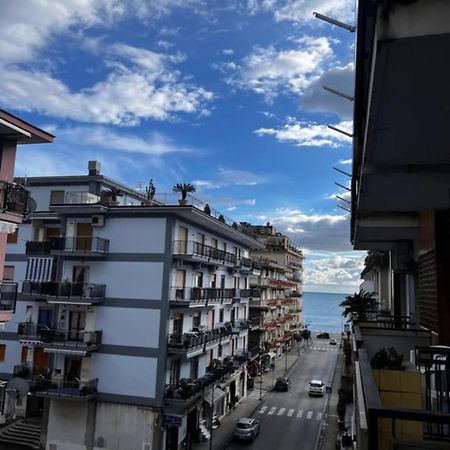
(102, 187), (123, 205)
(340, 290), (378, 321)
(172, 183), (196, 205)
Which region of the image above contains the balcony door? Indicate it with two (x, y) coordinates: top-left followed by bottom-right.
(69, 311), (86, 341)
(76, 223), (93, 251)
(173, 314), (183, 337)
(73, 266), (89, 284)
(64, 356), (82, 382)
(33, 347), (48, 376)
(175, 269), (185, 300)
(178, 226), (188, 254)
(38, 308), (53, 328)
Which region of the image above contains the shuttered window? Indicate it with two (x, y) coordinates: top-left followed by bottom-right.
(25, 258), (53, 282)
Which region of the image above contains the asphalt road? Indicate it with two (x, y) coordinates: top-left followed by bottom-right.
(226, 339), (339, 450)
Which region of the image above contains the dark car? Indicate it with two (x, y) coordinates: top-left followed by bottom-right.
(317, 332), (330, 339)
(274, 377), (290, 391)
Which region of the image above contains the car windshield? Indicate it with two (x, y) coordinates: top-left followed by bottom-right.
(237, 423), (252, 429)
(311, 383), (322, 388)
(276, 378), (285, 383)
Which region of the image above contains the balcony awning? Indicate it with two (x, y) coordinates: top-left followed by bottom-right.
(43, 348), (88, 356)
(0, 221), (18, 234)
(203, 387), (226, 405)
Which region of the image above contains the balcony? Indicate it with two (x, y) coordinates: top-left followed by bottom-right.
(168, 324), (233, 356)
(170, 287), (235, 307)
(30, 377), (98, 400)
(51, 191), (100, 205)
(239, 289), (260, 299)
(0, 180), (29, 217)
(22, 281), (106, 305)
(26, 236), (110, 256)
(0, 282), (17, 312)
(232, 319), (252, 334)
(165, 362), (235, 405)
(173, 240), (237, 266)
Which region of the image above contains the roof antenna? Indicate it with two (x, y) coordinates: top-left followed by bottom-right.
(313, 12), (356, 32)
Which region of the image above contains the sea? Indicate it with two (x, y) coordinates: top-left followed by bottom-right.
(302, 292), (349, 333)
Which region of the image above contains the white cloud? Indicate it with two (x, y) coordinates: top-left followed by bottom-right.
(254, 119), (352, 148)
(222, 48), (235, 55)
(193, 167), (265, 190)
(223, 36), (334, 101)
(246, 0), (355, 25)
(302, 63), (354, 120)
(0, 1), (213, 125)
(338, 158), (352, 165)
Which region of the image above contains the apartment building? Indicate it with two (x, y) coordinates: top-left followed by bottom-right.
(0, 162), (263, 450)
(0, 109), (53, 321)
(350, 1), (450, 448)
(239, 223), (304, 361)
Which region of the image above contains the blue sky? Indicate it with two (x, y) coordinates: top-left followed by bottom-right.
(0, 0), (364, 293)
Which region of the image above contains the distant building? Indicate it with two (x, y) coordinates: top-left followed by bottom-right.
(0, 109), (54, 321)
(238, 223), (304, 360)
(0, 162), (263, 450)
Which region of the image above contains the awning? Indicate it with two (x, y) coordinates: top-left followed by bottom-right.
(0, 221), (17, 234)
(203, 387), (226, 405)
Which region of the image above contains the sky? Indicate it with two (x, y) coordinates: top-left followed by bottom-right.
(1, 0), (365, 294)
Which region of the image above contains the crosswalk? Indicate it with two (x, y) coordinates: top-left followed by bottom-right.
(247, 389), (268, 399)
(311, 347), (338, 352)
(257, 406), (324, 421)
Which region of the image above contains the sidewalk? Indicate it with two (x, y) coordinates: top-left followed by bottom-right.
(319, 349), (344, 450)
(192, 347), (301, 450)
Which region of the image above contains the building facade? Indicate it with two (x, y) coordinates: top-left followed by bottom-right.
(0, 109), (54, 321)
(0, 162), (262, 450)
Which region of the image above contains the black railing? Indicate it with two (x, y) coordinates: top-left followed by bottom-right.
(165, 363), (235, 401)
(0, 180), (29, 215)
(41, 329), (102, 347)
(26, 237), (109, 255)
(173, 240), (237, 264)
(30, 377), (98, 399)
(22, 281), (106, 300)
(0, 282), (17, 311)
(190, 287), (235, 301)
(239, 257), (253, 268)
(168, 323), (233, 351)
(232, 319), (252, 332)
(18, 322), (48, 338)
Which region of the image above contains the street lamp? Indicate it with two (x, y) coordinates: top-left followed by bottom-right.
(209, 384), (215, 450)
(259, 355), (263, 401)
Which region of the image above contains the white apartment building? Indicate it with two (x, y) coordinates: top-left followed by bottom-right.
(0, 162), (263, 450)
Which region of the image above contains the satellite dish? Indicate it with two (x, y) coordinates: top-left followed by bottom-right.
(6, 377), (30, 399)
(27, 197), (37, 214)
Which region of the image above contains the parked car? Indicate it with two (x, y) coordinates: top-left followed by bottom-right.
(317, 332), (330, 339)
(330, 338), (337, 345)
(274, 377), (290, 391)
(234, 417), (260, 441)
(309, 379), (325, 396)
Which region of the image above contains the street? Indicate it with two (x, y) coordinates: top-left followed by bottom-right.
(226, 339), (339, 450)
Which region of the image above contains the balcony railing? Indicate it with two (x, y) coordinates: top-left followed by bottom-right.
(168, 324), (233, 352)
(165, 362), (235, 402)
(41, 329), (102, 348)
(239, 289), (260, 298)
(232, 319), (252, 333)
(30, 377), (98, 400)
(173, 240), (237, 265)
(0, 180), (29, 216)
(22, 281), (106, 302)
(0, 282), (17, 311)
(26, 236), (110, 255)
(56, 191), (100, 205)
(171, 287), (236, 306)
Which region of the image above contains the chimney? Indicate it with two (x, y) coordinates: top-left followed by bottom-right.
(88, 161), (101, 176)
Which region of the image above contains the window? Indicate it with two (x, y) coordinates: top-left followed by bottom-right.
(218, 344), (223, 358)
(3, 266), (14, 281)
(50, 190), (65, 205)
(190, 356), (199, 379)
(243, 277), (248, 289)
(7, 229), (18, 244)
(25, 258), (54, 282)
(194, 272), (203, 288)
(192, 312), (201, 328)
(211, 238), (218, 249)
(196, 233), (205, 244)
(219, 309), (224, 323)
(221, 275), (226, 289)
(170, 359), (180, 385)
(209, 273), (216, 288)
(0, 345), (6, 362)
(21, 346), (28, 363)
(223, 242), (227, 252)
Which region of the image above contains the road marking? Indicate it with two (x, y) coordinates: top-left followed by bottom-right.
(287, 409), (294, 417)
(297, 410), (304, 418)
(258, 406), (268, 414)
(277, 408), (286, 416)
(268, 407), (276, 415)
(306, 411), (313, 420)
(316, 412), (323, 420)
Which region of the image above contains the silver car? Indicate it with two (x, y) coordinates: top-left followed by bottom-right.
(233, 417), (261, 441)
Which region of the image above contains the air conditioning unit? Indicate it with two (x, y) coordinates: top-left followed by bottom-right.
(91, 215), (105, 227)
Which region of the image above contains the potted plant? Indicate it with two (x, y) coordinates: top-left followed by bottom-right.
(339, 290), (378, 322)
(142, 179), (156, 206)
(172, 183), (196, 206)
(204, 203), (211, 215)
(218, 214), (225, 223)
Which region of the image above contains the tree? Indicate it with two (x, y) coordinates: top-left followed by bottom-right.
(102, 187), (123, 205)
(172, 183), (196, 200)
(203, 203), (211, 215)
(340, 290), (378, 321)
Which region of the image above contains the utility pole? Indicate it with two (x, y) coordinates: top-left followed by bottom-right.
(285, 345), (288, 373)
(259, 355), (263, 401)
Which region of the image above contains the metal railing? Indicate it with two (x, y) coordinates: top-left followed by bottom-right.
(173, 240), (237, 264)
(232, 319), (252, 333)
(0, 180), (29, 215)
(30, 377), (98, 399)
(171, 287), (235, 304)
(26, 236), (109, 255)
(0, 282), (17, 311)
(22, 281), (106, 301)
(168, 323), (233, 351)
(60, 192), (100, 205)
(41, 329), (102, 347)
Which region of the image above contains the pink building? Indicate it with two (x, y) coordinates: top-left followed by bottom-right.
(0, 109), (54, 319)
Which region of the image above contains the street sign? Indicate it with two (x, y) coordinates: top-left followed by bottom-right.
(326, 386), (332, 394)
(164, 414), (183, 427)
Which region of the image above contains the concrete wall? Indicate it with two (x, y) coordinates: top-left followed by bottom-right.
(6, 223), (32, 255)
(29, 185), (90, 211)
(93, 354), (157, 398)
(94, 402), (158, 450)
